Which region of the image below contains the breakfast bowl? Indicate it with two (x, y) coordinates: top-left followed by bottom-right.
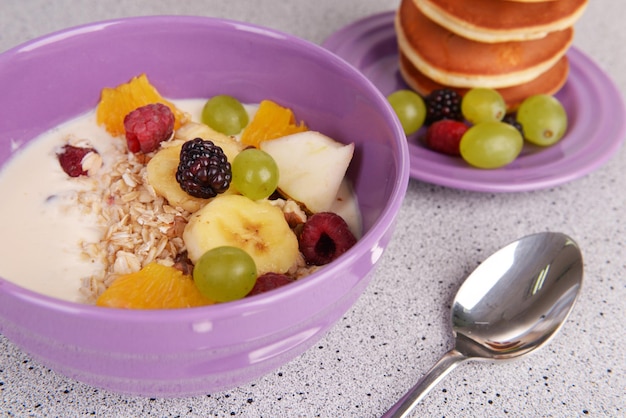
(0, 16), (409, 397)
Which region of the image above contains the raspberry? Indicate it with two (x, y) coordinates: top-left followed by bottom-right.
(123, 103), (175, 153)
(424, 89), (463, 125)
(299, 212), (357, 266)
(247, 273), (294, 296)
(425, 120), (468, 156)
(176, 138), (232, 199)
(57, 144), (98, 177)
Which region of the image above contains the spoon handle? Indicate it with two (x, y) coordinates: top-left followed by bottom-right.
(385, 349), (467, 418)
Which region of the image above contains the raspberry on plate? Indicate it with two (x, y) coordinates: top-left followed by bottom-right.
(425, 119), (469, 156)
(299, 212), (357, 266)
(123, 103), (175, 153)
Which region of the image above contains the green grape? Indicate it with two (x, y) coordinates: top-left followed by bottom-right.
(461, 88), (506, 124)
(460, 121), (523, 169)
(232, 148), (279, 200)
(387, 89), (427, 135)
(202, 95), (249, 136)
(516, 94), (567, 146)
(193, 246), (257, 302)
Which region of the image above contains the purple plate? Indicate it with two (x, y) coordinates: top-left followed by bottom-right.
(323, 12), (626, 192)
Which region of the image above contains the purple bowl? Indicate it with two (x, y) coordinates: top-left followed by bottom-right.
(0, 16), (409, 397)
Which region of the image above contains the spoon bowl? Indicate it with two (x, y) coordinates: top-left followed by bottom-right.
(387, 232), (583, 417)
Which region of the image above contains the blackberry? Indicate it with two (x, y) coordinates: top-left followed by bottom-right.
(503, 114), (524, 137)
(424, 88), (463, 125)
(176, 138), (232, 199)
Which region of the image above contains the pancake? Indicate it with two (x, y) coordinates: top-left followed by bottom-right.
(398, 52), (569, 110)
(396, 0), (573, 89)
(414, 0), (588, 42)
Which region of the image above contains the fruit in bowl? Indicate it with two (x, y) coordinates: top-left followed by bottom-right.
(7, 71), (363, 307)
(0, 16), (409, 396)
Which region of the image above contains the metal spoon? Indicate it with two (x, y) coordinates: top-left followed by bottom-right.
(386, 232), (583, 417)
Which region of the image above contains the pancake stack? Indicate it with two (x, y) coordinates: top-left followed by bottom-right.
(396, 0), (588, 109)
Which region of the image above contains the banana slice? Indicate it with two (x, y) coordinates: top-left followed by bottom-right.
(175, 122), (244, 162)
(183, 194), (300, 275)
(147, 144), (206, 212)
(147, 122), (244, 212)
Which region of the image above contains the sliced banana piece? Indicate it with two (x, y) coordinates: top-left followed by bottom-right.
(147, 122), (244, 212)
(147, 144), (206, 212)
(183, 194), (300, 275)
(175, 122), (244, 162)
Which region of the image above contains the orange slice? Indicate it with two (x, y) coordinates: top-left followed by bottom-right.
(240, 100), (308, 148)
(96, 262), (214, 309)
(96, 73), (186, 137)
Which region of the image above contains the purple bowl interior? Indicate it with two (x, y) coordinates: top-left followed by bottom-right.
(0, 16), (409, 396)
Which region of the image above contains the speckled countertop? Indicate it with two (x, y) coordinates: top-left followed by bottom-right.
(1, 1), (625, 417)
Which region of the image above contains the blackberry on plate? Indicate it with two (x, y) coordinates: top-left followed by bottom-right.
(176, 138), (232, 199)
(424, 88), (463, 125)
(503, 114), (525, 137)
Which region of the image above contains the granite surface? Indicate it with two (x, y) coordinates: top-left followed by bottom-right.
(1, 1), (625, 417)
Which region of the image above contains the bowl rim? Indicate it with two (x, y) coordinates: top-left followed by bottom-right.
(0, 14), (411, 321)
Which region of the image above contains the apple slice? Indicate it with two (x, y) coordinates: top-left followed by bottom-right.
(260, 131), (354, 213)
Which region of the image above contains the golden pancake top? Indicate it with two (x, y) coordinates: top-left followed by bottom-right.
(415, 0), (588, 42)
(396, 0), (573, 88)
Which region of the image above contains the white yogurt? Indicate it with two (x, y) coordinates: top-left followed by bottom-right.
(0, 99), (361, 303)
(0, 112), (115, 301)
